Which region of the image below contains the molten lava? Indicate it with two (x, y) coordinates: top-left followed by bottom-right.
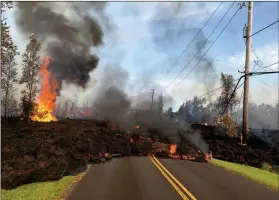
(169, 144), (177, 155)
(31, 57), (59, 122)
(83, 107), (92, 117)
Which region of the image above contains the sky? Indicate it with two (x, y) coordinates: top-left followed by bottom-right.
(5, 2), (279, 110)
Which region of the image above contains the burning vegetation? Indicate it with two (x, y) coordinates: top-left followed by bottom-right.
(31, 57), (59, 122)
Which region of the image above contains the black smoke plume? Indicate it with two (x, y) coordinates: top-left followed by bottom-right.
(15, 2), (108, 91)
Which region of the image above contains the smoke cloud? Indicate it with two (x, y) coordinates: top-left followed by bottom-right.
(15, 2), (209, 153)
(149, 2), (218, 102)
(14, 2), (109, 91)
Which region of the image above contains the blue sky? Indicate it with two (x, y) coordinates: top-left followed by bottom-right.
(5, 2), (279, 109)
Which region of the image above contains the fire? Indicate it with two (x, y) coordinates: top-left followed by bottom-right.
(169, 144), (177, 155)
(31, 57), (59, 122)
(83, 107), (92, 117)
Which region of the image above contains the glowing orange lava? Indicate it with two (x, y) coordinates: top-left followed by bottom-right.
(169, 144), (177, 155)
(83, 107), (92, 117)
(31, 57), (60, 122)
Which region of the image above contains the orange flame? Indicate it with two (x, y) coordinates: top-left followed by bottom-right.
(169, 144), (177, 155)
(83, 107), (92, 117)
(31, 57), (60, 122)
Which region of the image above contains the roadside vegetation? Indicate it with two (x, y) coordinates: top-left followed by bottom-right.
(210, 159), (279, 190)
(1, 172), (85, 200)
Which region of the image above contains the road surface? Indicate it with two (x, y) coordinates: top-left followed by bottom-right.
(67, 156), (278, 200)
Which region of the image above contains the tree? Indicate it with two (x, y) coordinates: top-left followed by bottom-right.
(1, 2), (13, 75)
(215, 112), (237, 138)
(19, 93), (36, 119)
(157, 93), (164, 115)
(217, 73), (239, 114)
(181, 96), (209, 124)
(1, 1), (20, 121)
(166, 107), (174, 120)
(177, 102), (185, 121)
(19, 34), (41, 122)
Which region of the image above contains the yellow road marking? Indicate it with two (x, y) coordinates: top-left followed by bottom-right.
(148, 156), (189, 200)
(152, 156), (198, 200)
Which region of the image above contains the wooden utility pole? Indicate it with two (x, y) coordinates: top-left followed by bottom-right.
(151, 89), (154, 111)
(242, 1), (253, 144)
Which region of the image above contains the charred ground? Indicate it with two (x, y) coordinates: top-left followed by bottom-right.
(2, 118), (279, 190)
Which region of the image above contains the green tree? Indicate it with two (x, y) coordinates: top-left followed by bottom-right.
(20, 93), (35, 119)
(181, 96), (209, 124)
(1, 2), (13, 74)
(1, 1), (20, 121)
(19, 33), (41, 122)
(217, 73), (239, 114)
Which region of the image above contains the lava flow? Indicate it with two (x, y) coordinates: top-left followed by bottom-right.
(169, 144), (177, 155)
(31, 57), (59, 122)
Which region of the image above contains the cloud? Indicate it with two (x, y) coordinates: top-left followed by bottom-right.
(5, 2), (278, 110)
(158, 42), (278, 108)
(215, 43), (278, 75)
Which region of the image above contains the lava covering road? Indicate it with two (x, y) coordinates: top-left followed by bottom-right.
(66, 156), (278, 200)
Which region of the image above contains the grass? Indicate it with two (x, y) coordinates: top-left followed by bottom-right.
(210, 159), (279, 190)
(1, 172), (85, 200)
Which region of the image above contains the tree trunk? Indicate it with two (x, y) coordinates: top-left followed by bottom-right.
(4, 81), (9, 123)
(28, 87), (32, 123)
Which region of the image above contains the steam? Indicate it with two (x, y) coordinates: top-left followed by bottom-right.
(14, 2), (109, 92)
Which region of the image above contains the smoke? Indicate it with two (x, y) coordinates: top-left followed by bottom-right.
(246, 102), (278, 130)
(149, 2), (218, 102)
(14, 2), (209, 153)
(14, 2), (109, 92)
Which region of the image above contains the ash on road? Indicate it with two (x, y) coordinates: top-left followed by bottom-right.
(67, 157), (278, 200)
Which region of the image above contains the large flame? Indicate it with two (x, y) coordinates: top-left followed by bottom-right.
(31, 57), (59, 122)
(169, 144), (177, 155)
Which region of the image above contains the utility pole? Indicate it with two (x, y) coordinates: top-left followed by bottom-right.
(242, 1), (253, 145)
(151, 89), (154, 111)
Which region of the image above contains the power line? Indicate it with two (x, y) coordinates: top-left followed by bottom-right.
(260, 61), (279, 70)
(199, 79), (244, 121)
(198, 70), (278, 121)
(171, 6), (241, 92)
(166, 2), (235, 89)
(195, 62), (278, 102)
(242, 38), (269, 72)
(248, 19), (279, 38)
(260, 80), (278, 91)
(222, 70), (279, 115)
(166, 2), (223, 73)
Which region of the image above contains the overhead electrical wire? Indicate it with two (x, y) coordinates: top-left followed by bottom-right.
(166, 2), (224, 73)
(170, 5), (241, 92)
(194, 62), (278, 102)
(166, 2), (235, 89)
(260, 80), (278, 91)
(197, 70), (279, 121)
(248, 19), (279, 38)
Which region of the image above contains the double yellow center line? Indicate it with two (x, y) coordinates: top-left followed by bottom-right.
(148, 155), (197, 200)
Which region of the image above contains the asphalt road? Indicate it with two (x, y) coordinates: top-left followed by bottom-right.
(67, 156), (278, 200)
